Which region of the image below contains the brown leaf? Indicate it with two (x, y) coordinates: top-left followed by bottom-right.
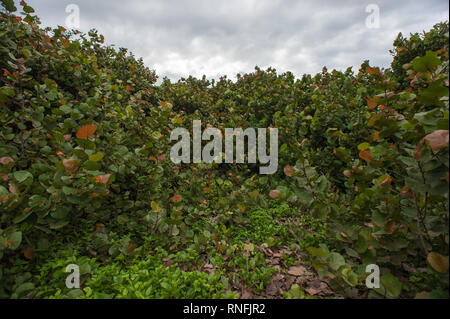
(0, 157), (14, 165)
(24, 247), (34, 260)
(9, 183), (20, 195)
(359, 150), (372, 161)
(94, 174), (111, 185)
(62, 159), (78, 174)
(366, 96), (380, 110)
(385, 220), (396, 234)
(287, 266), (305, 277)
(424, 130), (449, 151)
(305, 287), (320, 295)
(283, 165), (295, 177)
(95, 223), (105, 233)
(379, 176), (393, 187)
(415, 130), (449, 161)
(414, 138), (425, 161)
(366, 67), (382, 76)
(269, 190), (281, 199)
(76, 124), (97, 139)
(241, 290), (254, 299)
(427, 252), (449, 273)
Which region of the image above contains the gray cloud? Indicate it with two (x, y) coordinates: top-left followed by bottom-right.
(22, 0), (449, 82)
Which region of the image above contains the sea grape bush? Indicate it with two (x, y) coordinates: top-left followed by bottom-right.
(0, 2), (448, 299)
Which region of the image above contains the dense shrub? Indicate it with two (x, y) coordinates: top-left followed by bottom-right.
(0, 2), (448, 299)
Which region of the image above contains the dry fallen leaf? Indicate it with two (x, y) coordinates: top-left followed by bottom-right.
(287, 266), (305, 277)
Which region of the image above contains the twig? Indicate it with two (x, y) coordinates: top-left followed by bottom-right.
(413, 192), (429, 257)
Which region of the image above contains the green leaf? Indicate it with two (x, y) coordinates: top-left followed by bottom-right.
(151, 201), (160, 213)
(8, 231), (22, 250)
(372, 211), (386, 226)
(380, 273), (402, 298)
(13, 209), (33, 224)
(89, 152), (104, 162)
(14, 170), (33, 183)
(296, 187), (313, 204)
(15, 282), (34, 297)
(326, 252), (346, 271)
(412, 51), (440, 72)
(355, 234), (367, 254)
(286, 284), (305, 299)
(307, 246), (326, 258)
(1, 0), (17, 12)
(23, 5), (35, 13)
(357, 142), (370, 151)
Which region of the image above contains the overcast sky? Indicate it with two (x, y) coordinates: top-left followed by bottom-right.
(21, 0), (449, 83)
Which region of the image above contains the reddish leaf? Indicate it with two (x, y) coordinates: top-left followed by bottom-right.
(373, 131), (380, 141)
(171, 195), (181, 202)
(415, 130), (449, 161)
(269, 190), (280, 199)
(0, 157), (14, 165)
(283, 165), (295, 177)
(366, 67), (382, 76)
(9, 184), (19, 194)
(24, 247), (34, 260)
(62, 159), (78, 174)
(424, 130), (449, 151)
(414, 138), (425, 161)
(366, 96), (380, 110)
(359, 150), (372, 161)
(94, 174), (111, 185)
(76, 124), (97, 139)
(300, 138), (308, 146)
(379, 176), (393, 187)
